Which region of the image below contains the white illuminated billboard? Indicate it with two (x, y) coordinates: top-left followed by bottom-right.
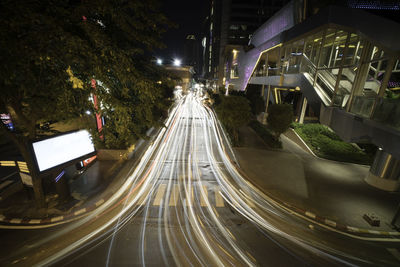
(32, 130), (95, 172)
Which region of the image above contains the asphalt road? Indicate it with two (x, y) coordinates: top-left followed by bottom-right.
(1, 90), (400, 266)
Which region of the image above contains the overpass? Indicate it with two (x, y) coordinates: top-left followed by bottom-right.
(226, 2), (400, 191)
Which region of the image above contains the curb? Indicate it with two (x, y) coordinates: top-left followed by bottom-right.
(0, 191), (114, 226)
(233, 162), (400, 239)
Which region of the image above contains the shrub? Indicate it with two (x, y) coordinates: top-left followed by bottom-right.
(216, 95), (252, 145)
(249, 120), (282, 148)
(267, 103), (294, 139)
(293, 123), (373, 165)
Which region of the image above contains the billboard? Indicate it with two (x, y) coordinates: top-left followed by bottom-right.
(32, 130), (96, 172)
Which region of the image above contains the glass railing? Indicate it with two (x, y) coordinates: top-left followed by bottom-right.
(350, 96), (376, 118)
(372, 97), (400, 130)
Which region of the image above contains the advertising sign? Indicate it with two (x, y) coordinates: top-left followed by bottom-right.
(0, 113), (14, 131)
(32, 130), (96, 172)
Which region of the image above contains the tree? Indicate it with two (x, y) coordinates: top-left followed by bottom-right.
(0, 0), (170, 208)
(216, 96), (252, 145)
(267, 104), (294, 140)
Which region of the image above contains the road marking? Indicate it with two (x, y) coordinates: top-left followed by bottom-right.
(246, 195), (256, 208)
(10, 218), (22, 224)
(95, 199), (105, 207)
(50, 216), (64, 222)
(169, 184), (179, 206)
(185, 187), (194, 206)
(324, 219), (336, 227)
(17, 161), (29, 173)
(305, 211), (316, 219)
(28, 219), (41, 224)
(200, 185), (208, 207)
(74, 208), (86, 216)
(346, 226), (359, 232)
(0, 214), (5, 221)
(368, 230), (381, 234)
(0, 161), (16, 166)
(137, 186), (151, 206)
(387, 248), (400, 261)
(153, 184), (166, 206)
(215, 187), (224, 207)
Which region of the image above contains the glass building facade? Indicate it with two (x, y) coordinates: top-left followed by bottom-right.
(251, 26), (400, 131)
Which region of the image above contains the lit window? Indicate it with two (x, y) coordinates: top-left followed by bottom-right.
(230, 64), (239, 79)
(229, 25), (239, 30)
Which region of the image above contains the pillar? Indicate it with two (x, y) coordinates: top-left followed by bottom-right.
(299, 97), (308, 124)
(365, 149), (400, 191)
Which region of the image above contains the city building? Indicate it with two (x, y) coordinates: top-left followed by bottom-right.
(203, 0), (291, 89)
(227, 0), (400, 190)
(184, 35), (202, 78)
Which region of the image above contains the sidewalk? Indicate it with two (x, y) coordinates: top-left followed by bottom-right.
(234, 126), (400, 236)
(0, 127), (157, 226)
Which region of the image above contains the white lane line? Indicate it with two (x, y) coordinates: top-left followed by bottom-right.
(50, 216), (64, 223)
(200, 185), (208, 207)
(169, 184), (179, 206)
(215, 187), (224, 207)
(10, 218), (22, 224)
(153, 184), (166, 206)
(28, 219), (41, 224)
(387, 248), (400, 261)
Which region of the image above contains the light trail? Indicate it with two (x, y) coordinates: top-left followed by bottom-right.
(36, 89), (376, 267)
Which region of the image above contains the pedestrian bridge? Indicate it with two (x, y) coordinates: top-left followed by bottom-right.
(230, 4), (400, 191)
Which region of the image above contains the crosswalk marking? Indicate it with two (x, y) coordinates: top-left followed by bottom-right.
(246, 198), (256, 208)
(153, 184), (166, 206)
(200, 185), (208, 207)
(169, 184), (179, 206)
(185, 187), (194, 206)
(215, 187), (225, 207)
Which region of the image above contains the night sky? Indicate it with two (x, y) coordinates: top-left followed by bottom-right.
(156, 0), (209, 64)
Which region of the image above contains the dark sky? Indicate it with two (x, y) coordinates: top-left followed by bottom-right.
(156, 0), (209, 64)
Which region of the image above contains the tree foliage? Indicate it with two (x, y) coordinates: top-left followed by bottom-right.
(216, 96), (252, 145)
(0, 0), (171, 207)
(267, 104), (294, 139)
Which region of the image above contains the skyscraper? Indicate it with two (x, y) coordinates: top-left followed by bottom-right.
(203, 0), (291, 89)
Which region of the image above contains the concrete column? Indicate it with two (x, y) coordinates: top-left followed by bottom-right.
(299, 97), (308, 124)
(262, 85), (271, 124)
(365, 150), (400, 191)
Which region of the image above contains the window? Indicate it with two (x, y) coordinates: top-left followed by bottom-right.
(230, 64), (239, 79)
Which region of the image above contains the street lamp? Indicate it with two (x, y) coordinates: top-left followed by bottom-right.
(173, 58), (181, 66)
(156, 58), (163, 65)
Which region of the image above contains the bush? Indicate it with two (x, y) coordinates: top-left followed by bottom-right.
(215, 95), (252, 145)
(267, 104), (294, 139)
(293, 123), (373, 165)
(249, 120), (282, 148)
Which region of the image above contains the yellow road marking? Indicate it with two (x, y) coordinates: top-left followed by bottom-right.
(185, 187), (194, 206)
(200, 185), (208, 207)
(215, 187), (224, 207)
(153, 184), (166, 206)
(169, 184), (179, 206)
